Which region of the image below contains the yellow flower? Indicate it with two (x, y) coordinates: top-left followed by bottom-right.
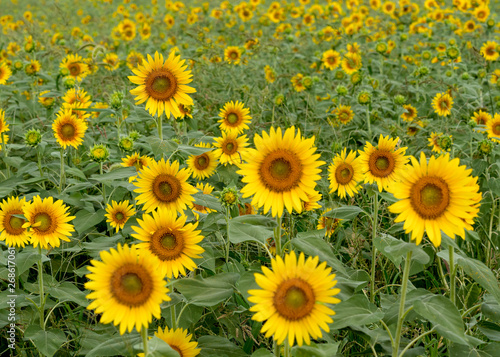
(0, 197), (29, 248)
(218, 100), (252, 135)
(480, 41), (499, 61)
(0, 62), (12, 85)
(224, 46), (243, 64)
(213, 132), (250, 166)
(105, 200), (136, 232)
(486, 113), (500, 142)
(138, 327), (200, 357)
(328, 148), (364, 199)
(186, 143), (218, 179)
(432, 92), (453, 117)
(322, 49), (341, 70)
(60, 54), (89, 81)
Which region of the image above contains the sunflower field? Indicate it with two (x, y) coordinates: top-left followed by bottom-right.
(1, 0), (500, 356)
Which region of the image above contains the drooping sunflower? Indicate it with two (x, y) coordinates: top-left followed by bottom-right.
(121, 152), (153, 182)
(358, 135), (408, 192)
(0, 196), (29, 248)
(401, 104), (418, 122)
(0, 62), (12, 85)
(432, 92), (453, 117)
(388, 152), (481, 247)
(129, 51), (195, 118)
(0, 109), (9, 134)
(328, 148), (364, 199)
(322, 49), (341, 70)
(248, 251), (341, 346)
(218, 100), (252, 134)
(237, 126), (325, 217)
(138, 327), (200, 357)
(132, 208), (204, 278)
(85, 244), (170, 335)
(480, 41), (499, 61)
(213, 132), (249, 166)
(60, 53), (89, 81)
(133, 158), (197, 213)
(486, 114), (500, 142)
(105, 200), (136, 233)
(52, 109), (88, 149)
(22, 196), (75, 249)
(186, 143), (218, 180)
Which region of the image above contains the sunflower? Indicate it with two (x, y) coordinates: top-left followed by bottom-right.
(0, 109), (9, 134)
(122, 152), (153, 182)
(248, 251), (341, 346)
(218, 100), (252, 135)
(291, 73), (306, 92)
(328, 148), (364, 199)
(322, 50), (341, 70)
(25, 59), (41, 76)
(0, 62), (12, 85)
(60, 54), (89, 81)
(491, 69), (500, 85)
(224, 46), (242, 64)
(133, 158), (197, 213)
(401, 104), (418, 122)
(335, 105), (354, 124)
(52, 109), (88, 149)
(0, 196), (29, 248)
(105, 200), (136, 233)
(213, 132), (249, 166)
(474, 5), (489, 22)
(85, 244), (170, 335)
(358, 135), (409, 192)
(186, 143), (218, 180)
(237, 126), (325, 217)
(428, 132), (444, 153)
(341, 53), (362, 75)
(126, 50), (144, 70)
(432, 92), (453, 117)
(192, 183), (216, 216)
(480, 41), (499, 61)
(22, 196), (75, 249)
(317, 209), (343, 237)
(129, 51), (195, 119)
(138, 327), (200, 357)
(62, 88), (92, 108)
(388, 152), (481, 246)
(132, 208), (204, 278)
(486, 114), (500, 142)
(302, 190), (322, 212)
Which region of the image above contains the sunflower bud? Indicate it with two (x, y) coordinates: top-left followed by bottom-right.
(394, 94), (406, 105)
(89, 144), (110, 163)
(478, 140), (493, 155)
(336, 85), (347, 96)
(24, 129), (42, 147)
(119, 137), (134, 152)
(219, 187), (240, 208)
(438, 135), (453, 151)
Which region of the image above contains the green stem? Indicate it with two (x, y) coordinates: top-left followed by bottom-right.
(38, 246), (45, 330)
(449, 245), (456, 306)
(157, 114), (163, 141)
(100, 162), (106, 206)
(225, 209), (231, 263)
(141, 326), (149, 357)
(283, 338), (291, 357)
(59, 148), (65, 193)
(393, 250), (412, 357)
(486, 197), (496, 268)
(436, 253), (449, 290)
(398, 328), (435, 357)
(170, 304), (177, 330)
(273, 339), (280, 357)
(370, 193), (379, 304)
(366, 106), (372, 138)
(275, 215), (283, 257)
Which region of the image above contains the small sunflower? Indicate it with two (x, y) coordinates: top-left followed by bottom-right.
(192, 183), (216, 216)
(302, 190), (322, 212)
(85, 244), (170, 335)
(213, 132), (249, 166)
(132, 208), (204, 278)
(103, 53), (120, 71)
(60, 53), (89, 81)
(480, 41), (498, 61)
(317, 209), (343, 237)
(237, 126), (325, 217)
(486, 114), (500, 142)
(224, 46), (242, 64)
(52, 109), (88, 149)
(0, 196), (29, 248)
(432, 92), (453, 117)
(138, 327), (200, 357)
(0, 109), (9, 134)
(341, 53), (362, 75)
(291, 73), (306, 92)
(248, 251), (341, 346)
(186, 143), (218, 180)
(133, 158), (197, 213)
(322, 49), (341, 70)
(471, 110), (491, 126)
(358, 135), (408, 192)
(328, 148), (364, 199)
(0, 62), (12, 85)
(105, 200), (136, 232)
(428, 132), (445, 153)
(22, 196), (75, 249)
(129, 51), (195, 118)
(401, 104), (418, 122)
(121, 152), (153, 182)
(388, 152), (481, 246)
(62, 88), (92, 108)
(335, 105), (354, 125)
(218, 100), (252, 135)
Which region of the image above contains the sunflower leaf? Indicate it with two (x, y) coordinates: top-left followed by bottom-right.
(23, 326), (66, 357)
(331, 295), (384, 330)
(228, 215), (275, 245)
(324, 205), (364, 220)
(374, 233), (430, 267)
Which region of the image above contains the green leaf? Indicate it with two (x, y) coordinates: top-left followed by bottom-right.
(47, 282), (88, 307)
(449, 343), (500, 357)
(16, 247), (50, 276)
(374, 234), (430, 267)
(228, 215), (275, 245)
(292, 342), (340, 357)
(73, 209), (106, 234)
(482, 294), (500, 323)
(331, 295), (384, 330)
(65, 167), (87, 180)
(251, 349), (273, 357)
(175, 273), (240, 307)
(178, 144), (213, 156)
(325, 206), (364, 220)
(134, 336), (180, 357)
(85, 332), (141, 357)
(89, 167), (136, 185)
(414, 295), (481, 346)
(478, 322), (500, 342)
(23, 326), (66, 357)
(198, 336), (248, 357)
(193, 191), (222, 212)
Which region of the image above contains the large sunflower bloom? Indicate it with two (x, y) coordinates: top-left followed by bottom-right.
(105, 200), (136, 232)
(129, 51), (195, 118)
(22, 196), (75, 249)
(248, 251), (341, 346)
(0, 196), (29, 248)
(133, 158), (197, 213)
(60, 53), (89, 82)
(388, 152), (481, 246)
(237, 127), (325, 217)
(85, 244), (170, 335)
(480, 41), (499, 61)
(218, 100), (252, 135)
(52, 109), (88, 149)
(486, 114), (500, 142)
(358, 135), (408, 192)
(186, 143), (218, 179)
(328, 148), (364, 199)
(132, 208), (204, 278)
(138, 327), (200, 357)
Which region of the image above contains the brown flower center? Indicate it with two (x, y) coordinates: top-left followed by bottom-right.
(335, 163), (354, 185)
(152, 174), (182, 203)
(194, 153), (210, 170)
(61, 123), (76, 139)
(146, 70), (177, 101)
(110, 264), (153, 306)
(33, 213), (53, 233)
(260, 150), (302, 192)
(227, 113), (239, 125)
(273, 278), (315, 321)
(150, 229), (184, 261)
(410, 176), (450, 219)
(368, 150), (395, 177)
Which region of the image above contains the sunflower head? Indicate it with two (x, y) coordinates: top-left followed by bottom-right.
(218, 100), (252, 135)
(0, 196), (29, 248)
